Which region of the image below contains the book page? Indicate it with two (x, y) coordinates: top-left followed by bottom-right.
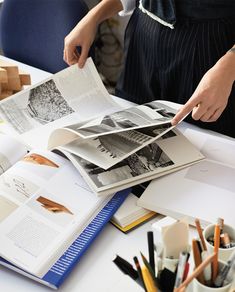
(48, 100), (178, 149)
(137, 129), (235, 227)
(59, 123), (174, 169)
(0, 149), (108, 277)
(58, 129), (204, 196)
(0, 133), (28, 174)
(0, 58), (120, 137)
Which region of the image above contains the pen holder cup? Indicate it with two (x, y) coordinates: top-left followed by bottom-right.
(203, 224), (235, 261)
(193, 261), (232, 292)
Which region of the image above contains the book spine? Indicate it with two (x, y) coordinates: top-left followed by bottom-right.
(42, 188), (131, 288)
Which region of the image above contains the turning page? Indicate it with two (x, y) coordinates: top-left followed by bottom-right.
(48, 102), (179, 170)
(58, 129), (204, 196)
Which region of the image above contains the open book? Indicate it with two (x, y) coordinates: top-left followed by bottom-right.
(0, 58), (204, 197)
(0, 132), (130, 287)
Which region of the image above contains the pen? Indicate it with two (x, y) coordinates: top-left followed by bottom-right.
(174, 253), (217, 292)
(192, 239), (205, 284)
(133, 256), (147, 291)
(212, 224), (220, 282)
(195, 218), (207, 251)
(147, 231), (155, 276)
(113, 254), (138, 280)
(174, 251), (188, 290)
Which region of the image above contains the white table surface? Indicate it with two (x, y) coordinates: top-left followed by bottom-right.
(0, 56), (233, 292)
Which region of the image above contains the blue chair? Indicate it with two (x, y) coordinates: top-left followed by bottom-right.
(0, 0), (90, 73)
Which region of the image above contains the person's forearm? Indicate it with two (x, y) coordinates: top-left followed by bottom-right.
(215, 44), (235, 82)
(87, 0), (123, 26)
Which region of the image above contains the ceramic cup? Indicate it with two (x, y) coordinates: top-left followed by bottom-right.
(203, 224), (235, 262)
(193, 261), (232, 292)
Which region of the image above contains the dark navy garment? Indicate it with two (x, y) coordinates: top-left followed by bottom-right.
(141, 0), (176, 27)
(115, 1), (235, 138)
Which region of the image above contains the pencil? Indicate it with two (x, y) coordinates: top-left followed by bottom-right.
(192, 239), (205, 284)
(147, 231), (155, 276)
(141, 265), (158, 292)
(174, 253), (217, 292)
(195, 218), (207, 251)
(141, 252), (156, 282)
(212, 224), (220, 282)
(133, 256), (147, 291)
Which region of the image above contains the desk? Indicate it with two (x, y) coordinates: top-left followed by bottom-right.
(0, 57), (232, 292)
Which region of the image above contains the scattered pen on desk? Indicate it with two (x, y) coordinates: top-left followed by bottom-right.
(174, 253), (217, 292)
(133, 256), (147, 291)
(195, 218), (207, 251)
(147, 231), (155, 277)
(113, 254), (138, 281)
(192, 239), (205, 284)
(212, 223), (220, 282)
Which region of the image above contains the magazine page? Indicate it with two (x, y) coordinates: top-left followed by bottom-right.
(0, 133), (28, 174)
(0, 149), (108, 277)
(59, 123), (174, 169)
(48, 100), (178, 149)
(0, 58), (120, 137)
(59, 129), (205, 196)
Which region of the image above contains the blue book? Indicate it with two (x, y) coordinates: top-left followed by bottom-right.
(0, 188), (130, 289)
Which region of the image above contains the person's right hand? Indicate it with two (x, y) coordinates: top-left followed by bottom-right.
(64, 15), (98, 68)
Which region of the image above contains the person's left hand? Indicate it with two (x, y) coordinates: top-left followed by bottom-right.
(171, 60), (234, 125)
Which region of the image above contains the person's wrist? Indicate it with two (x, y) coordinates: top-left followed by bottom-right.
(216, 50), (235, 83)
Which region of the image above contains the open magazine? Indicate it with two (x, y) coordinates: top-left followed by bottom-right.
(0, 133), (129, 282)
(0, 58), (204, 197)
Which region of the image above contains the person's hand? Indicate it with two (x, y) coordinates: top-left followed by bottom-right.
(64, 15), (98, 68)
(171, 60), (234, 125)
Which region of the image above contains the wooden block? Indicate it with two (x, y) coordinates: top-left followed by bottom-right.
(0, 60), (19, 80)
(19, 70), (31, 85)
(0, 68), (8, 83)
(2, 76), (22, 91)
(0, 90), (13, 100)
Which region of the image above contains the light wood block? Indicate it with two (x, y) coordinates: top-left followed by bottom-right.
(0, 68), (8, 83)
(0, 90), (13, 100)
(0, 60), (31, 100)
(19, 70), (31, 85)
